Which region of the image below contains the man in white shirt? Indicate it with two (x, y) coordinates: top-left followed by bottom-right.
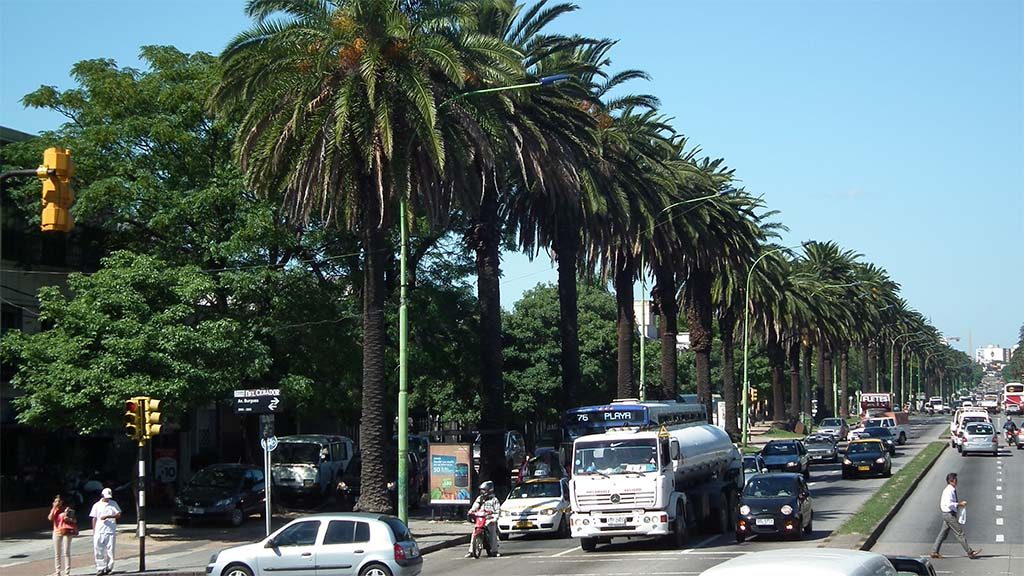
(930, 472), (979, 559)
(89, 488), (122, 575)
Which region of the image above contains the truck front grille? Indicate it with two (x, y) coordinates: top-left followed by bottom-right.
(575, 491), (656, 507)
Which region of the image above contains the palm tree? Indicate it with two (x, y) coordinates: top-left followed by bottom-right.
(216, 0), (520, 512)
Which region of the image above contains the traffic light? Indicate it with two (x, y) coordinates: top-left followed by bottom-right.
(750, 388), (759, 403)
(37, 147), (74, 233)
(124, 398), (143, 441)
(143, 397), (163, 438)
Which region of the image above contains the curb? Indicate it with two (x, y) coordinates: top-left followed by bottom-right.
(419, 534), (470, 555)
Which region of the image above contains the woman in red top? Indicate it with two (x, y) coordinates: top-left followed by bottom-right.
(48, 494), (75, 576)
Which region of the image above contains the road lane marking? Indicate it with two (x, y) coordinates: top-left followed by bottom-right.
(996, 535), (1005, 543)
(997, 494), (1003, 499)
(996, 518), (1003, 525)
(996, 486), (1002, 491)
(996, 505), (1003, 512)
(551, 545), (581, 557)
(681, 535), (719, 553)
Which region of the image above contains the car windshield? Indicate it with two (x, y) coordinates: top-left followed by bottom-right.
(762, 442), (797, 456)
(847, 442), (883, 455)
(275, 443), (322, 464)
(744, 475), (798, 498)
(508, 482), (562, 499)
(961, 416), (987, 426)
(573, 439), (657, 475)
(190, 466), (245, 488)
(965, 424), (993, 435)
(862, 427), (890, 437)
(820, 419), (843, 427)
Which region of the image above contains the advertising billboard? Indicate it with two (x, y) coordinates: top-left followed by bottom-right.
(428, 443), (472, 505)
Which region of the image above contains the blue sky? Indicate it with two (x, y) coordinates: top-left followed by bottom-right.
(2, 0), (1021, 352)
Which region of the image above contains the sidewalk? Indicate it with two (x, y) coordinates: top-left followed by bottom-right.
(0, 511), (470, 575)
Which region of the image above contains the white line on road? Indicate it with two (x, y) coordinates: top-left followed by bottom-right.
(996, 505), (1003, 512)
(996, 518), (1004, 525)
(997, 494), (1003, 500)
(996, 535), (1005, 543)
(996, 485), (1002, 491)
(550, 545), (581, 557)
(681, 535), (720, 553)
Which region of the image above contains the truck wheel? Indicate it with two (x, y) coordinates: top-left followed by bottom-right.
(672, 505), (687, 549)
(580, 537), (597, 552)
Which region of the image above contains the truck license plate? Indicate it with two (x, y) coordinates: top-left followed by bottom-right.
(607, 516), (627, 526)
(755, 518), (774, 526)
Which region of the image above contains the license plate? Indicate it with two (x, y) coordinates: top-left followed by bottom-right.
(514, 521), (534, 529)
(606, 516), (628, 526)
(755, 518), (775, 526)
(188, 507), (204, 514)
(858, 466), (870, 471)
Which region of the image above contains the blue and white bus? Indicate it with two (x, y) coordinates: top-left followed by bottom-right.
(562, 396), (707, 440)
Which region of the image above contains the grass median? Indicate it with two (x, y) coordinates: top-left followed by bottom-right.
(834, 441), (946, 536)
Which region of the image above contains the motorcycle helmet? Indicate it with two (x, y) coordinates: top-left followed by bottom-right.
(479, 480), (494, 496)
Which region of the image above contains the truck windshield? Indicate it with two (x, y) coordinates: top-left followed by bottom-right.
(276, 443), (322, 464)
(573, 439), (657, 475)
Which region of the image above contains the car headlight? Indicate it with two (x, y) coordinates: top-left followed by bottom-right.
(780, 505), (794, 515)
(215, 498), (234, 508)
(739, 505), (750, 515)
(875, 457), (886, 464)
(540, 508), (556, 516)
(843, 459), (852, 465)
(785, 461), (798, 467)
(209, 552), (219, 564)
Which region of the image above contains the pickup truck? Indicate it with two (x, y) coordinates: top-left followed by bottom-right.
(862, 417), (907, 445)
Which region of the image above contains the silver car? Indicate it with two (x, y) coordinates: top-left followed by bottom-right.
(206, 513), (422, 576)
(816, 418), (849, 441)
(959, 422), (999, 457)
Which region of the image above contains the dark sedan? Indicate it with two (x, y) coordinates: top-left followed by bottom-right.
(851, 426), (897, 454)
(760, 440), (810, 479)
(172, 464), (265, 527)
(803, 434), (838, 463)
(841, 439), (892, 479)
(735, 473), (813, 542)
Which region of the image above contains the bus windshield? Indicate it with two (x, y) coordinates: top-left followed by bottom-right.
(573, 438), (658, 475)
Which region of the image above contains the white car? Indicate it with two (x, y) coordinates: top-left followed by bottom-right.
(206, 513), (422, 576)
(498, 477), (571, 538)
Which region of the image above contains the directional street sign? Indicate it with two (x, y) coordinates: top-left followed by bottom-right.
(232, 388), (283, 414)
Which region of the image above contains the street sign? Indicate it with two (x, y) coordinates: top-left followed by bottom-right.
(232, 388), (282, 414)
(260, 436), (279, 452)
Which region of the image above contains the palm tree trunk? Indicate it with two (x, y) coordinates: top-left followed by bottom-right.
(720, 309), (739, 439)
(823, 344), (834, 418)
(654, 263), (678, 400)
(614, 254), (635, 398)
(816, 343), (826, 416)
(893, 348), (903, 407)
(788, 340), (801, 419)
(554, 221), (581, 408)
(861, 342), (871, 393)
(840, 348), (850, 418)
(355, 194), (391, 514)
(685, 268), (714, 423)
(471, 184), (505, 488)
(769, 336), (786, 421)
(802, 342), (813, 417)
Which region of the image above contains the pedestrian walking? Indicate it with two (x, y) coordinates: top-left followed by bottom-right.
(930, 472), (980, 559)
(89, 487), (121, 575)
(48, 494), (77, 576)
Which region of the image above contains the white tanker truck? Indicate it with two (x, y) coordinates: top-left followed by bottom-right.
(569, 423), (742, 551)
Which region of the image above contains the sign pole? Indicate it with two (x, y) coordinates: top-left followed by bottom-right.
(264, 442), (271, 536)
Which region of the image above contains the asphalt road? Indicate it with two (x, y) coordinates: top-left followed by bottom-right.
(872, 412), (1023, 576)
(424, 415), (951, 575)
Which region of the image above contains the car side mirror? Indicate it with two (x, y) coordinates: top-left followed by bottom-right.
(669, 442), (680, 460)
(265, 538), (277, 548)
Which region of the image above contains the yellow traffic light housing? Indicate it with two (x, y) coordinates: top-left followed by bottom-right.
(124, 398), (143, 441)
(143, 398), (163, 438)
(750, 388), (759, 403)
(37, 147), (75, 233)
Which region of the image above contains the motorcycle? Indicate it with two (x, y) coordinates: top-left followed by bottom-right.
(467, 511), (498, 558)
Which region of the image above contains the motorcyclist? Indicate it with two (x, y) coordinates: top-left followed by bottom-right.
(1004, 418), (1019, 442)
(465, 480), (501, 558)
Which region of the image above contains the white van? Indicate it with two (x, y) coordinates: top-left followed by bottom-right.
(950, 407), (990, 448)
(699, 549), (934, 576)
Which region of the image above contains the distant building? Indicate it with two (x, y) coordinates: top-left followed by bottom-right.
(975, 344), (1012, 364)
(632, 300), (691, 351)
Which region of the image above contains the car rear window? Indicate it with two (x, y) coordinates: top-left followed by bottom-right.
(380, 517), (413, 542)
(965, 424), (993, 435)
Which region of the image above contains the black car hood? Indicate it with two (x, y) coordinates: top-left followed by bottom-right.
(741, 496), (798, 512)
(179, 485), (236, 506)
(846, 453), (884, 463)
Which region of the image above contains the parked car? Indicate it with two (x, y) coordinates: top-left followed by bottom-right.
(841, 439), (891, 479)
(497, 477), (571, 538)
(272, 435), (355, 503)
(472, 430), (527, 477)
(816, 418), (849, 441)
(803, 434), (839, 463)
(760, 440), (810, 479)
(699, 549), (935, 576)
(742, 454), (767, 477)
(172, 464), (265, 527)
(959, 421), (999, 457)
(735, 473), (812, 542)
(850, 426), (897, 455)
(206, 513), (422, 576)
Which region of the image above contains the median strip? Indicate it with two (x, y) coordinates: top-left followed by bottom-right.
(827, 440), (947, 550)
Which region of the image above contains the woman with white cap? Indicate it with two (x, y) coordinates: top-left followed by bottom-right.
(89, 487), (121, 575)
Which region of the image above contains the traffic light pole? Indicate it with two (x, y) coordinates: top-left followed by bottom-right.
(137, 440), (146, 572)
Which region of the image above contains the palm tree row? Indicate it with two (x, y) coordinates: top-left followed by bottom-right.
(214, 0), (971, 513)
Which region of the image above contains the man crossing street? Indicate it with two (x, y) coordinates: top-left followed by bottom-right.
(930, 472), (980, 559)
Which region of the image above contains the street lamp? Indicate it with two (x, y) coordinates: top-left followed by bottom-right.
(741, 242), (809, 446)
(396, 74), (572, 523)
(638, 189), (731, 399)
